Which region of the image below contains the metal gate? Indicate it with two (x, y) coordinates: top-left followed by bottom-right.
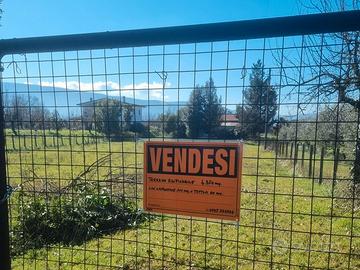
(1, 11), (360, 269)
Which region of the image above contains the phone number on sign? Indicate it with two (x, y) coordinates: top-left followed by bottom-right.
(207, 208), (234, 215)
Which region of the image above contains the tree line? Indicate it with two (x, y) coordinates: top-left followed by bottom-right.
(4, 95), (66, 135)
(4, 60), (279, 141)
(157, 59), (278, 139)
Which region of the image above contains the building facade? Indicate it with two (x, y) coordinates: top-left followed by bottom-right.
(78, 97), (145, 126)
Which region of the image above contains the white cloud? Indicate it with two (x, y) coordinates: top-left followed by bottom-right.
(120, 82), (171, 100)
(31, 80), (171, 100)
(38, 80), (118, 91)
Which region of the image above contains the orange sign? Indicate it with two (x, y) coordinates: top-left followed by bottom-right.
(143, 141), (243, 221)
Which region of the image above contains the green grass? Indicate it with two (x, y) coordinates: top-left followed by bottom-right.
(7, 137), (360, 269)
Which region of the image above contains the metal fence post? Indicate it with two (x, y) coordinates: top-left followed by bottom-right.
(23, 135), (27, 149)
(333, 148), (340, 186)
(11, 135), (15, 150)
(319, 147), (325, 184)
(309, 145), (314, 178)
(0, 65), (12, 270)
(301, 144), (305, 167)
(294, 143), (298, 166)
(34, 134), (38, 148)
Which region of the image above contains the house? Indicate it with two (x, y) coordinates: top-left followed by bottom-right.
(220, 114), (239, 127)
(78, 96), (145, 124)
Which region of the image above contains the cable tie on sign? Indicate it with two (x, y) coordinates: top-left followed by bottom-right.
(0, 185), (13, 205)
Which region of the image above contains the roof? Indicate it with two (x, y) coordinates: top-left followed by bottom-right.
(220, 114), (239, 127)
(220, 114), (238, 122)
(78, 97), (145, 107)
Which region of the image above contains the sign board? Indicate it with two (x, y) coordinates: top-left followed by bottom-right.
(143, 141), (243, 221)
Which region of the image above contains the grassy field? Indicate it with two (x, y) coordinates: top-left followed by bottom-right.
(7, 136), (360, 269)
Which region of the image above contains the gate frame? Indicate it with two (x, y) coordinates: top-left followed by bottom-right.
(0, 66), (10, 270)
(0, 11), (360, 56)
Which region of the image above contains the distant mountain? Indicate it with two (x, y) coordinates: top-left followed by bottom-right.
(2, 82), (186, 120)
(282, 113), (317, 121)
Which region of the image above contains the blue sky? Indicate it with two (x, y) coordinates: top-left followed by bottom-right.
(0, 1), (302, 38)
(0, 1), (324, 118)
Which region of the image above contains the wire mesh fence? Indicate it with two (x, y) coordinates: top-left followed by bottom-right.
(1, 11), (360, 270)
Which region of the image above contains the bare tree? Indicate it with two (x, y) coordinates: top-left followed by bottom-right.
(5, 95), (29, 134)
(29, 96), (51, 131)
(283, 1), (360, 185)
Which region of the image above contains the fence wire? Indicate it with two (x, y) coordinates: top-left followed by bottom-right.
(1, 13), (360, 270)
